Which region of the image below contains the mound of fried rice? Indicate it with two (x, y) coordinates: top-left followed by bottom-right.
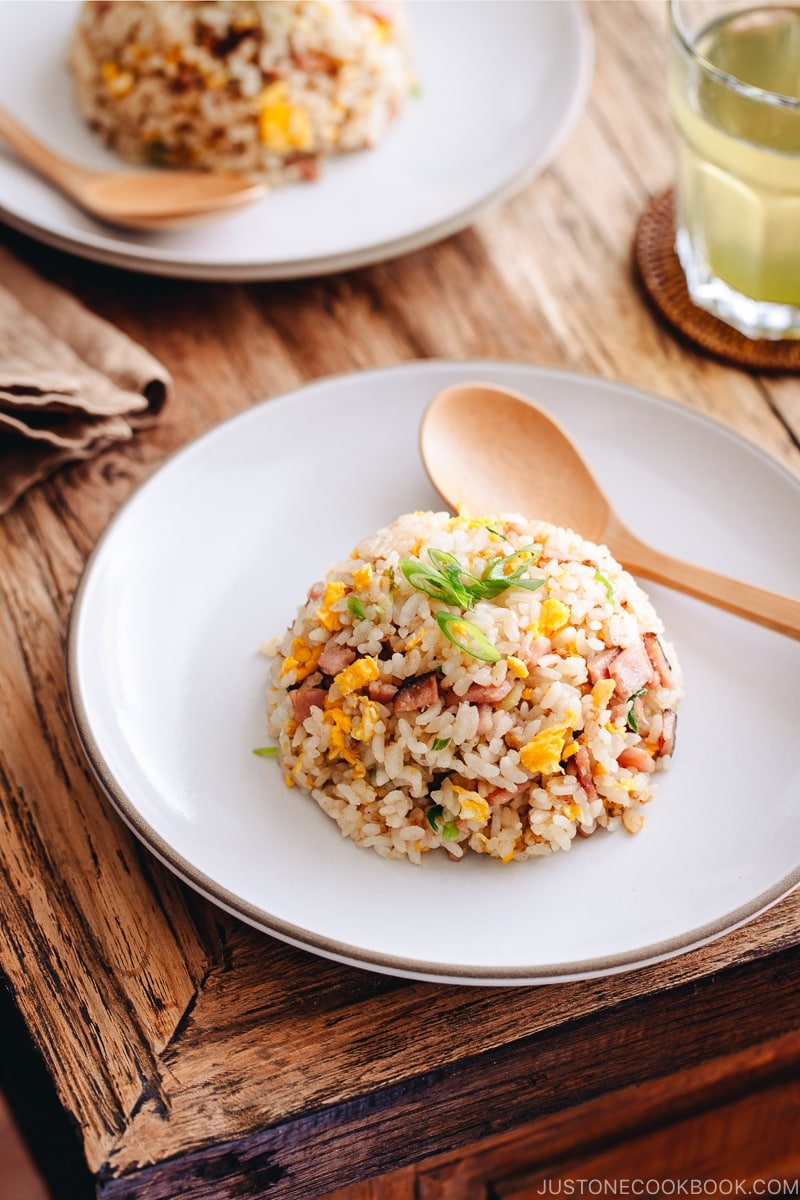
(68, 0), (411, 183)
(265, 512), (683, 864)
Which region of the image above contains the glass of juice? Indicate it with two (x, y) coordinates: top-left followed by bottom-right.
(669, 0), (800, 338)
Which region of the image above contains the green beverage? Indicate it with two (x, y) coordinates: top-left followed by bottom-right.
(669, 2), (800, 337)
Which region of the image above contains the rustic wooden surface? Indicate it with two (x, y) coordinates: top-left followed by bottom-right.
(0, 2), (798, 1198)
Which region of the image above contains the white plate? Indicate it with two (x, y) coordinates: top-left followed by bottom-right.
(0, 0), (591, 280)
(67, 361), (800, 985)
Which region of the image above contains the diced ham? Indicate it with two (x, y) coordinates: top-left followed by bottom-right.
(394, 673), (439, 713)
(587, 647), (621, 684)
(573, 744), (597, 800)
(368, 681), (398, 704)
(289, 687), (326, 722)
(307, 581), (325, 601)
(643, 632), (676, 689)
(318, 643), (356, 675)
(659, 709), (677, 757)
(486, 780), (530, 806)
(476, 704), (493, 736)
(459, 680), (514, 704)
(618, 747), (656, 774)
(608, 640), (654, 700)
(486, 787), (515, 806)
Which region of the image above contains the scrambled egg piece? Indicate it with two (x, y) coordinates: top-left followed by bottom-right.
(452, 785), (490, 824)
(259, 81), (313, 151)
(101, 60), (135, 98)
(324, 708), (352, 758)
(449, 513), (502, 533)
(591, 678), (616, 709)
(352, 700), (381, 742)
(506, 655), (529, 680)
(371, 16), (392, 42)
(334, 656), (380, 696)
(519, 725), (570, 775)
(352, 564), (372, 590)
(529, 598), (570, 639)
(278, 637), (322, 682)
(316, 580), (346, 631)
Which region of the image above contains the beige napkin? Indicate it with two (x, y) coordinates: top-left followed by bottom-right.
(0, 244), (173, 515)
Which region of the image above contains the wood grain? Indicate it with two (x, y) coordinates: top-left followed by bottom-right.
(0, 3), (798, 1197)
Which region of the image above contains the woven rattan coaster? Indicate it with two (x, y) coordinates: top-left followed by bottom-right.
(634, 188), (800, 373)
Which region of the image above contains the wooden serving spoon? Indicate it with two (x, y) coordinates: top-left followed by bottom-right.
(0, 103), (267, 230)
(420, 381), (800, 640)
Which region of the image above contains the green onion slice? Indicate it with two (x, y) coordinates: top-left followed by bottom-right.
(435, 612), (501, 662)
(626, 688), (647, 733)
(399, 560), (463, 605)
(400, 542), (544, 610)
(253, 746), (278, 758)
(426, 804), (444, 832)
(346, 596), (366, 620)
(594, 569), (615, 602)
(427, 548), (463, 575)
(441, 820), (460, 841)
(432, 737), (451, 752)
(506, 578), (545, 592)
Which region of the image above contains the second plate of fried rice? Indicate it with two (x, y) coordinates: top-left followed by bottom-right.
(67, 362), (800, 984)
(0, 1), (591, 278)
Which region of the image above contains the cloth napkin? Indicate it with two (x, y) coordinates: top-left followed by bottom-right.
(0, 244), (173, 515)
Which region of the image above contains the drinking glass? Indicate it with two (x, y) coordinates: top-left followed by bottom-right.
(669, 0), (800, 339)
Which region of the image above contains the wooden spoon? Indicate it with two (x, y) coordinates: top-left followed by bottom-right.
(0, 103), (267, 230)
(420, 381), (800, 640)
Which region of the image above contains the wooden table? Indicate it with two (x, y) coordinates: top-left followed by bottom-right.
(2, 4), (799, 1197)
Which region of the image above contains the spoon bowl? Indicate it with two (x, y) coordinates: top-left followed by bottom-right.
(0, 103), (267, 230)
(421, 381), (800, 640)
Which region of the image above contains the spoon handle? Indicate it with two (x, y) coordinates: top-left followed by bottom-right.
(0, 103), (90, 195)
(611, 521), (800, 640)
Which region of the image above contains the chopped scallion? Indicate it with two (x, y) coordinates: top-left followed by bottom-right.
(441, 820), (460, 841)
(426, 804), (444, 832)
(594, 569), (615, 602)
(435, 612), (500, 662)
(399, 544), (544, 611)
(626, 688), (647, 733)
(432, 737), (451, 752)
(347, 596), (366, 620)
(253, 746), (278, 757)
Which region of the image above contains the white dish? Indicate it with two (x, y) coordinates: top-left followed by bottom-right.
(0, 0), (591, 280)
(67, 361), (800, 985)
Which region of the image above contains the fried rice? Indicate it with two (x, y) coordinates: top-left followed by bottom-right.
(68, 0), (412, 184)
(264, 512), (683, 864)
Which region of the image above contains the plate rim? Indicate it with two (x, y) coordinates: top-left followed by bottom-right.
(66, 359), (800, 984)
(0, 0), (593, 281)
